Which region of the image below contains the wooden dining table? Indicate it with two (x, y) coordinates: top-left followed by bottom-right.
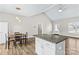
(7, 33), (28, 49)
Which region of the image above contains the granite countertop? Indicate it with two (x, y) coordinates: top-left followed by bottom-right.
(34, 34), (68, 44)
(59, 33), (79, 39)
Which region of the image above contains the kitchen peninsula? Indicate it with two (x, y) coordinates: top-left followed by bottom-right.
(34, 34), (68, 55)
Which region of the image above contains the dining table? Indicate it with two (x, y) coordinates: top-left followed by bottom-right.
(7, 33), (28, 49)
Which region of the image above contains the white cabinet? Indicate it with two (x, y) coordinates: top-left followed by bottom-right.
(42, 39), (56, 55)
(35, 38), (44, 55)
(35, 37), (65, 55)
(56, 41), (65, 55)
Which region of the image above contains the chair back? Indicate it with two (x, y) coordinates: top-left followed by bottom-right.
(26, 32), (28, 37)
(14, 32), (22, 41)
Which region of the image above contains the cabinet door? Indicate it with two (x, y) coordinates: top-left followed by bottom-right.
(35, 37), (56, 55)
(56, 41), (65, 55)
(67, 38), (76, 51)
(76, 39), (79, 52)
(42, 39), (56, 55)
(35, 37), (43, 55)
(65, 38), (78, 55)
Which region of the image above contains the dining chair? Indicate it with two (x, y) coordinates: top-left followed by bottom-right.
(25, 32), (28, 44)
(14, 32), (22, 47)
(21, 32), (28, 45)
(7, 32), (15, 49)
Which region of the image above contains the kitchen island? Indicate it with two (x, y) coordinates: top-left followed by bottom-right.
(34, 34), (68, 55)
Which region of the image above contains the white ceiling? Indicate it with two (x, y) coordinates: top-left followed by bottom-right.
(0, 4), (54, 16)
(0, 4), (79, 21)
(45, 4), (79, 21)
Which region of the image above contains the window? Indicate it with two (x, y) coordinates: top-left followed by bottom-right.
(68, 22), (79, 33)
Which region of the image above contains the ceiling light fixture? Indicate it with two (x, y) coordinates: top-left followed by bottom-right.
(58, 9), (63, 12)
(15, 5), (22, 22)
(16, 7), (22, 12)
(58, 4), (64, 13)
(16, 17), (21, 22)
(16, 5), (21, 22)
(16, 7), (21, 10)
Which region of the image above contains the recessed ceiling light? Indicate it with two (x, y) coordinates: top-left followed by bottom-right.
(58, 9), (63, 12)
(58, 4), (64, 13)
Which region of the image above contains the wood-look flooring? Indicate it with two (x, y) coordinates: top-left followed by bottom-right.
(0, 39), (36, 55)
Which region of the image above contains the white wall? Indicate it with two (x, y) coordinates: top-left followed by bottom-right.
(0, 12), (52, 36)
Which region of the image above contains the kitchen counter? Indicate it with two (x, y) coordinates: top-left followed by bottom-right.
(34, 34), (68, 44)
(34, 34), (79, 55)
(59, 33), (79, 39)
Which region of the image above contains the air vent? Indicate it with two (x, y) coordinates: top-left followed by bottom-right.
(16, 7), (21, 10)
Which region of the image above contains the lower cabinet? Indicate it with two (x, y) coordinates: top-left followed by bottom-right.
(76, 39), (79, 52)
(56, 41), (65, 55)
(35, 37), (65, 55)
(65, 38), (79, 55)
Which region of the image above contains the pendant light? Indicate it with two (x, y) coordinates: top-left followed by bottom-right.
(15, 5), (22, 22)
